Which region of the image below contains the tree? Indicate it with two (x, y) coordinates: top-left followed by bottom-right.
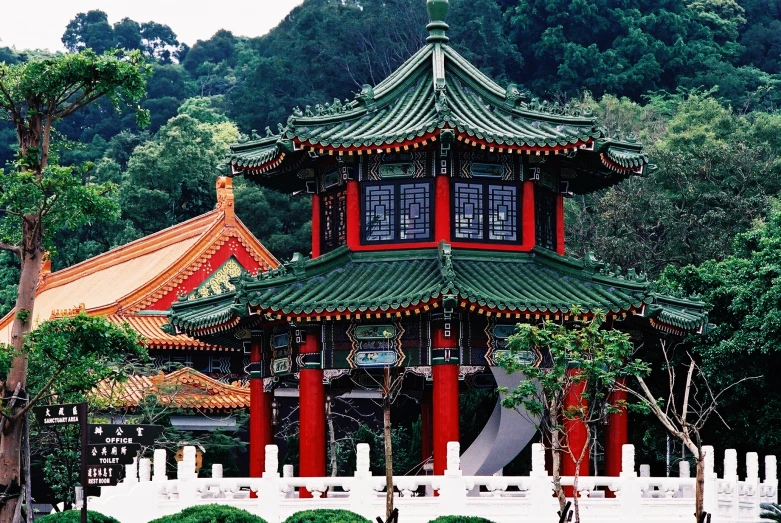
(0, 49), (150, 521)
(497, 311), (646, 523)
(1, 313), (146, 513)
(61, 11), (116, 55)
(622, 340), (756, 522)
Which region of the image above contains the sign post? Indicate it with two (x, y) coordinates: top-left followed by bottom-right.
(79, 402), (88, 523)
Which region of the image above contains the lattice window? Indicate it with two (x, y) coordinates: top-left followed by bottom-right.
(321, 188), (347, 253)
(535, 186), (557, 250)
(362, 181), (433, 243)
(453, 181), (519, 243)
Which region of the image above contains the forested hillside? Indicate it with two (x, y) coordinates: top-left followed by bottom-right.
(2, 0), (781, 466)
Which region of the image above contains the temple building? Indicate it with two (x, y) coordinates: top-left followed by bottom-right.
(0, 178), (278, 385)
(168, 0), (708, 491)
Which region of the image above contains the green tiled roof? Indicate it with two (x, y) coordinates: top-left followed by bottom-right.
(226, 3), (648, 194)
(168, 243), (708, 335)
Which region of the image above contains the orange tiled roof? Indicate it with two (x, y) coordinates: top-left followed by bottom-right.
(104, 314), (234, 351)
(95, 367), (250, 412)
(0, 177), (279, 347)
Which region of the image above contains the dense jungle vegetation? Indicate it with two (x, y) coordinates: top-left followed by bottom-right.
(2, 0), (781, 475)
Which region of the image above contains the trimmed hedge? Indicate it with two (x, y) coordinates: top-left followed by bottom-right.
(427, 518), (498, 523)
(147, 504), (267, 523)
(37, 511), (120, 523)
(282, 509), (371, 523)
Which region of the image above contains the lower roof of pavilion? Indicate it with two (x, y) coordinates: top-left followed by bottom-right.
(167, 243), (708, 346)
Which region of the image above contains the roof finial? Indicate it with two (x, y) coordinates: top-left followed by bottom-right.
(427, 0), (449, 43)
(215, 176), (235, 225)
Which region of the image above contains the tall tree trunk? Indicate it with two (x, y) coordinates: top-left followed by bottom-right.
(549, 405), (566, 511)
(695, 452), (705, 522)
(0, 218), (43, 523)
(383, 368), (393, 521)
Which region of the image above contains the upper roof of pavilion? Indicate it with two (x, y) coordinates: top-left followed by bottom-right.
(226, 0), (648, 194)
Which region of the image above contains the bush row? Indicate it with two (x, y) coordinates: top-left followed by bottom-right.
(38, 506), (499, 523)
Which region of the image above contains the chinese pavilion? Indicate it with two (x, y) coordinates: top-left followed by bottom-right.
(168, 0), (708, 493)
(0, 178), (278, 384)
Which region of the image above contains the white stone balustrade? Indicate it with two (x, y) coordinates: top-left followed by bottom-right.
(88, 443), (777, 523)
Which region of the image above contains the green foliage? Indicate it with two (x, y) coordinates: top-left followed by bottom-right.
(147, 504), (267, 523)
(658, 201), (781, 454)
(282, 509), (370, 523)
(760, 503), (781, 522)
(427, 517), (497, 523)
(37, 510), (120, 523)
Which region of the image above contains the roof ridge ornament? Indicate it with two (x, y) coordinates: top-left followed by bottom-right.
(427, 0), (450, 43)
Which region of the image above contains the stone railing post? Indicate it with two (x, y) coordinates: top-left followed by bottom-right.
(283, 464), (295, 499)
(721, 449), (739, 520)
(438, 442), (466, 515)
(679, 461), (690, 478)
(139, 458), (152, 482)
(763, 455), (778, 505)
(153, 449), (167, 482)
(702, 445), (718, 518)
(125, 457), (139, 485)
(746, 452), (760, 520)
(617, 444), (641, 513)
(212, 464), (223, 479)
(257, 445), (281, 523)
(350, 443), (375, 520)
(528, 443), (553, 519)
(177, 446), (197, 503)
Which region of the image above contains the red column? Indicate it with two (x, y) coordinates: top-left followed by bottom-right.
(346, 180), (361, 250)
(299, 329), (325, 498)
(556, 194), (565, 255)
(605, 378), (628, 477)
(431, 324), (459, 477)
(522, 181), (536, 250)
(562, 369), (589, 482)
(435, 174), (451, 243)
(249, 340), (273, 479)
(311, 193), (321, 258)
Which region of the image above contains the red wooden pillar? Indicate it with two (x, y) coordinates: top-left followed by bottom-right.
(346, 180), (361, 250)
(431, 324), (459, 477)
(605, 378), (628, 477)
(249, 340), (273, 479)
(311, 193), (321, 258)
(522, 181), (536, 250)
(435, 174), (451, 243)
(562, 368), (589, 493)
(298, 329), (325, 498)
(556, 194), (565, 255)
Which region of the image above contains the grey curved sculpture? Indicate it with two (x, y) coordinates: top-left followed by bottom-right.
(459, 366), (539, 476)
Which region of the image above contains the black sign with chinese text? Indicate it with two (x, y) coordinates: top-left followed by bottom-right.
(32, 403), (82, 426)
(87, 424), (164, 445)
(85, 465), (124, 486)
(86, 443), (140, 465)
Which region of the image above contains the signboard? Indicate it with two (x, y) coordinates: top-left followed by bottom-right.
(87, 424), (164, 445)
(85, 465), (124, 487)
(86, 443), (140, 465)
(32, 403), (82, 426)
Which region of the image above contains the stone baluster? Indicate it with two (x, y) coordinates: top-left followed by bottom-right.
(125, 457), (138, 485)
(618, 445), (641, 513)
(702, 445), (718, 517)
(282, 465), (295, 499)
(153, 449), (167, 482)
(679, 461), (690, 478)
(722, 449), (739, 520)
(212, 464), (223, 479)
(745, 452), (761, 520)
(139, 458), (152, 482)
(527, 443), (553, 519)
(350, 443), (375, 520)
(531, 443), (547, 477)
(765, 456), (778, 486)
(257, 445), (281, 523)
(724, 449), (738, 481)
(639, 465), (650, 478)
(438, 441), (466, 515)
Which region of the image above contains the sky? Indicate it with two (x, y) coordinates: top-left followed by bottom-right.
(0, 0), (305, 52)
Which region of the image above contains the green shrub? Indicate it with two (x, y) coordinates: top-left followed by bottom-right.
(761, 503), (781, 522)
(36, 511), (120, 523)
(427, 517), (497, 523)
(147, 504), (267, 523)
(282, 509), (371, 523)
